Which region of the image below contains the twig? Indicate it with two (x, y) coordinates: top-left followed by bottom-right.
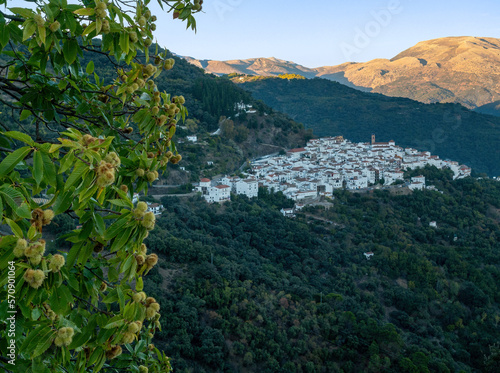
(73, 294), (112, 316)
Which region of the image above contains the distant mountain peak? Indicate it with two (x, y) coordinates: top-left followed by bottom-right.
(182, 36), (500, 114)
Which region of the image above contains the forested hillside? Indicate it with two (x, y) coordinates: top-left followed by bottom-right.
(85, 45), (311, 180)
(239, 77), (500, 176)
(135, 168), (500, 373)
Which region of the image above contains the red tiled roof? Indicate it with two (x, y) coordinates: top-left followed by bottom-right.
(215, 185), (230, 189)
(200, 178), (210, 182)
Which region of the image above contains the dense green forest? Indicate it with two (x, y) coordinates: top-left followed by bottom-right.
(239, 77), (500, 176)
(126, 168), (500, 373)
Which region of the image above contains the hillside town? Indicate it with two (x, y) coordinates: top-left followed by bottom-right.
(196, 135), (472, 203)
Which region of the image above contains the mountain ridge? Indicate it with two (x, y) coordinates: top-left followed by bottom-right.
(182, 36), (500, 114)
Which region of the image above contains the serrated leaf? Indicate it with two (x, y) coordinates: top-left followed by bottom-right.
(66, 241), (82, 268)
(9, 7), (35, 18)
(104, 217), (128, 240)
(20, 324), (51, 353)
(5, 218), (23, 238)
(119, 31), (129, 55)
(22, 20), (37, 41)
(33, 150), (43, 185)
(64, 161), (88, 191)
(117, 286), (125, 311)
(0, 23), (10, 47)
(32, 329), (56, 358)
(41, 152), (57, 186)
(0, 146), (31, 177)
(108, 265), (119, 282)
(104, 318), (125, 329)
(86, 60), (94, 74)
(37, 24), (46, 44)
(16, 202), (31, 219)
(82, 21), (96, 36)
(0, 185), (24, 210)
(96, 17), (102, 35)
(107, 199), (133, 208)
(50, 285), (73, 314)
(53, 188), (74, 214)
(4, 131), (34, 145)
(63, 38), (78, 65)
(73, 7), (95, 16)
(49, 144), (63, 153)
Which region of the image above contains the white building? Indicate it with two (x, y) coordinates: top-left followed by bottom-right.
(364, 252), (374, 260)
(234, 179), (258, 198)
(147, 203), (163, 216)
(196, 178), (230, 203)
(214, 185), (231, 202)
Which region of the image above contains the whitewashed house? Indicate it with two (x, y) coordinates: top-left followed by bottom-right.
(147, 203), (163, 216)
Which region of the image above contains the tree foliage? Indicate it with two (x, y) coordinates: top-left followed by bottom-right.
(0, 0), (203, 371)
(141, 175), (500, 372)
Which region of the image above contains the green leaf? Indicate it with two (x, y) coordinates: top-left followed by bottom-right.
(53, 188), (74, 214)
(104, 317), (125, 329)
(31, 308), (42, 321)
(119, 31), (129, 55)
(32, 359), (51, 373)
(0, 185), (24, 210)
(59, 151), (75, 173)
(66, 241), (82, 268)
(104, 217), (129, 240)
(49, 144), (63, 153)
(22, 20), (37, 41)
(5, 218), (23, 238)
(94, 213), (105, 236)
(50, 284), (73, 314)
(33, 150), (43, 185)
(82, 21), (96, 36)
(37, 24), (46, 44)
(41, 152), (57, 186)
(20, 324), (51, 353)
(0, 146), (31, 177)
(123, 302), (136, 320)
(108, 265), (119, 282)
(107, 199), (133, 208)
(8, 7), (35, 18)
(3, 130), (34, 145)
(63, 38), (78, 65)
(64, 161), (88, 191)
(16, 202), (31, 219)
(68, 324), (92, 350)
(86, 60), (94, 74)
(117, 286), (125, 311)
(110, 227), (132, 252)
(32, 329), (56, 358)
(73, 7), (95, 16)
(102, 288), (118, 304)
(120, 254), (134, 274)
(136, 277), (143, 291)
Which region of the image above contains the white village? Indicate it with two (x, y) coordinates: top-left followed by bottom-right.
(195, 135), (472, 206)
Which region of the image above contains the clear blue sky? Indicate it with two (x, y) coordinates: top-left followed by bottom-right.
(152, 0), (500, 67)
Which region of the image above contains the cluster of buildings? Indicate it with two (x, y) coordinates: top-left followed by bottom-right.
(196, 135), (472, 204)
(196, 177), (258, 203)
